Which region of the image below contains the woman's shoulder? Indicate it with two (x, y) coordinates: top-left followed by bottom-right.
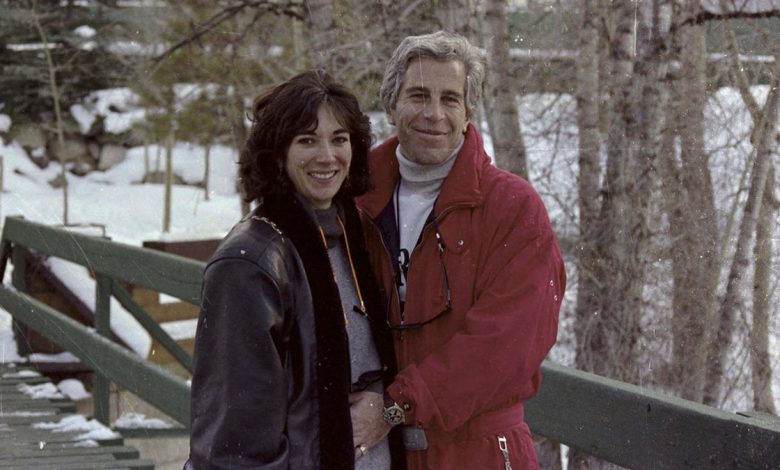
(206, 214), (295, 271)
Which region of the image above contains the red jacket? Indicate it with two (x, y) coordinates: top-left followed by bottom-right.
(357, 125), (565, 469)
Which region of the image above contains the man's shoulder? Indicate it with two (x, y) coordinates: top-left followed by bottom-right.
(480, 164), (542, 209)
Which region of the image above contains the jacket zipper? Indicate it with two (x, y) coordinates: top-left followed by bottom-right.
(497, 435), (512, 470)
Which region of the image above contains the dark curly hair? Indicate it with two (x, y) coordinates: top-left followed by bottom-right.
(239, 69), (373, 204)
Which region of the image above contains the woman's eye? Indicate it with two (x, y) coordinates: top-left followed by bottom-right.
(334, 136), (349, 144)
(296, 137), (314, 145)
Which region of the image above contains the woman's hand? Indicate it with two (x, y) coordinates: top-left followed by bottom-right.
(349, 391), (391, 458)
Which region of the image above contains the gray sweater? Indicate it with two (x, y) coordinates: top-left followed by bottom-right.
(315, 204), (391, 470)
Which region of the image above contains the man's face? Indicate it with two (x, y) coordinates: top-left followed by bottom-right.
(389, 58), (469, 165)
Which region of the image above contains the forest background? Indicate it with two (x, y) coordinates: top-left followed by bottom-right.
(1, 0), (779, 468)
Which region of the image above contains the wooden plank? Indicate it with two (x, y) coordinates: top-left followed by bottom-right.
(1, 216), (204, 304)
(0, 459), (154, 470)
(0, 286), (190, 427)
(112, 283), (193, 373)
(526, 361), (780, 468)
(0, 444), (139, 459)
(0, 366), (154, 469)
(0, 453), (118, 466)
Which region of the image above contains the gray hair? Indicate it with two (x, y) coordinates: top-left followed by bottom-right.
(379, 31), (486, 119)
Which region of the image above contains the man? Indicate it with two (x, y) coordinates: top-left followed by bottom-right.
(350, 31), (566, 469)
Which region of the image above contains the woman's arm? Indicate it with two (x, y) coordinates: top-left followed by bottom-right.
(189, 257), (291, 469)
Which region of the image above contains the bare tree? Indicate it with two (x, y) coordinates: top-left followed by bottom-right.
(704, 54), (780, 407)
(573, 0), (603, 381)
(752, 163), (778, 414)
(304, 0), (339, 69)
(658, 0), (720, 403)
(162, 129), (174, 233)
(31, 0), (69, 225)
(436, 0), (477, 36)
(484, 0), (528, 179)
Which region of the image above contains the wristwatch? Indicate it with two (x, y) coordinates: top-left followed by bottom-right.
(382, 391), (405, 427)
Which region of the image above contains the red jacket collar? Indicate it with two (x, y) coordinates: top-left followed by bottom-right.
(358, 123), (487, 218)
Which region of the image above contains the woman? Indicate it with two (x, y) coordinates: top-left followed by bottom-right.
(187, 70), (401, 469)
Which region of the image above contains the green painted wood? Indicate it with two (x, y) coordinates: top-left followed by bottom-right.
(0, 401), (77, 413)
(1, 216), (204, 304)
(0, 287), (190, 427)
(11, 243), (26, 292)
(526, 361), (780, 469)
(0, 444), (139, 459)
(0, 454), (118, 466)
(0, 366), (153, 469)
(113, 426), (189, 438)
(0, 460), (154, 470)
(112, 282), (193, 373)
(94, 273), (112, 425)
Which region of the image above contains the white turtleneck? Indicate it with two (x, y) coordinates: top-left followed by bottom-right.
(395, 136), (463, 302)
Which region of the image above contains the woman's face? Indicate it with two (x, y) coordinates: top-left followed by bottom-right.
(285, 105), (352, 210)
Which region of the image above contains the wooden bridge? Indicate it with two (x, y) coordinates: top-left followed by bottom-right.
(0, 363), (153, 469)
(0, 216), (779, 469)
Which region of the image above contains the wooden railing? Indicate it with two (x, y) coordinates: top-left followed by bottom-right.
(1, 216), (778, 467)
(0, 216), (201, 428)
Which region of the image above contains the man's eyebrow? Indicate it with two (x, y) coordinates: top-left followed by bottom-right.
(404, 86), (429, 94)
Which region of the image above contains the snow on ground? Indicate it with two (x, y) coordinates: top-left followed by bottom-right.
(58, 378), (91, 401)
(18, 382), (65, 400)
(34, 414), (121, 441)
(114, 411), (174, 429)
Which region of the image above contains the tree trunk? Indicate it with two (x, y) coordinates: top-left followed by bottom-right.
(592, 0), (645, 383)
(573, 0), (604, 377)
(32, 1), (68, 225)
(203, 143), (211, 201)
(163, 129), (174, 233)
(305, 0), (339, 71)
(535, 438), (562, 469)
(663, 0), (719, 403)
(436, 0), (476, 37)
(484, 0), (528, 179)
(704, 55), (780, 406)
(143, 141), (150, 179)
(751, 163), (778, 414)
(228, 46), (250, 216)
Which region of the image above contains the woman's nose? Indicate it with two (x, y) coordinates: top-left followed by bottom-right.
(315, 143), (337, 162)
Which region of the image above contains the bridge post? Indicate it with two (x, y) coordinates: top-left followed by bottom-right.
(94, 273), (112, 425)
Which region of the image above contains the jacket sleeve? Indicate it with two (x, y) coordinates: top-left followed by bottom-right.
(189, 256), (291, 469)
(388, 188), (566, 432)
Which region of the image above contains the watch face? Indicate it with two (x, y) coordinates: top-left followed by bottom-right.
(384, 405), (404, 426)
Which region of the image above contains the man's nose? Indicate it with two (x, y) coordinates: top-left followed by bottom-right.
(423, 99), (444, 120)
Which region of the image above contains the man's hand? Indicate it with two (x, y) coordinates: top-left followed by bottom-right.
(349, 391), (391, 458)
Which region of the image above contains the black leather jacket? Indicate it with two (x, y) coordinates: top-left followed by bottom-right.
(188, 197), (401, 469)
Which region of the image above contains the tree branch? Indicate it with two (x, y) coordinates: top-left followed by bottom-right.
(679, 8), (780, 27)
(152, 0), (303, 64)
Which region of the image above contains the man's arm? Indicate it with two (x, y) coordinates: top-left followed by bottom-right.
(189, 258), (290, 469)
